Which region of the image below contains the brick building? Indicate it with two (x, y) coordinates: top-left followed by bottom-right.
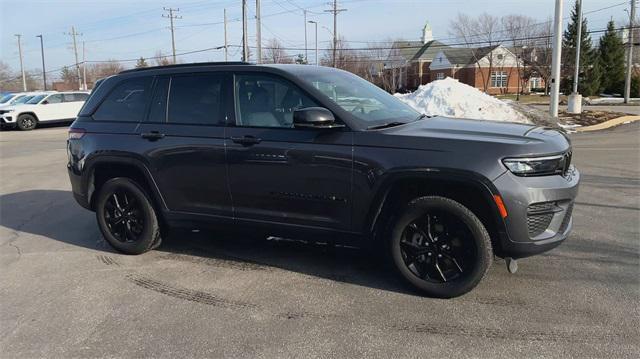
(382, 23), (544, 94)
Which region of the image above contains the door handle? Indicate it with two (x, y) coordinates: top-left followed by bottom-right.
(231, 136), (261, 146)
(140, 131), (165, 141)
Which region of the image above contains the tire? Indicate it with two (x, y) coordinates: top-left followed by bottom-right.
(389, 196), (492, 298)
(16, 114), (37, 131)
(95, 177), (162, 254)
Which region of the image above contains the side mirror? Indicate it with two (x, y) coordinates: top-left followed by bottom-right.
(41, 101), (48, 105)
(293, 107), (344, 129)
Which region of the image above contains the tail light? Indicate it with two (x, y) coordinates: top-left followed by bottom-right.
(68, 128), (86, 139)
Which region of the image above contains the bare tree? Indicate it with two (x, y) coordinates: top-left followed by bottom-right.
(262, 38), (292, 64)
(502, 15), (537, 96)
(449, 12), (503, 92)
(522, 19), (553, 95)
(154, 50), (173, 66)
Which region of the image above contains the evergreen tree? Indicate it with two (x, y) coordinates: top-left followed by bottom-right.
(598, 20), (626, 94)
(294, 54), (307, 64)
(561, 0), (599, 96)
(135, 57), (149, 68)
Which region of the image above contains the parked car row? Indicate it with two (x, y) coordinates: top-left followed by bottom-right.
(0, 90), (90, 131)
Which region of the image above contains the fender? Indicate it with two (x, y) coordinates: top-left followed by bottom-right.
(82, 154), (168, 211)
(363, 167), (508, 237)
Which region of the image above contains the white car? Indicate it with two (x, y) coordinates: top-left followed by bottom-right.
(0, 91), (89, 130)
(0, 91), (56, 110)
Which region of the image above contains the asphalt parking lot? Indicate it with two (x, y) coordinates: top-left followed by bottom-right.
(1, 123), (638, 358)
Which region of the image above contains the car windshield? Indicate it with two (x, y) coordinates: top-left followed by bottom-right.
(298, 68), (420, 126)
(26, 95), (46, 104)
(0, 94), (14, 104)
(13, 95), (33, 104)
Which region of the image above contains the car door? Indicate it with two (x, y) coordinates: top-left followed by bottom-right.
(226, 72), (353, 231)
(136, 72), (232, 218)
(62, 92), (89, 119)
(36, 93), (65, 121)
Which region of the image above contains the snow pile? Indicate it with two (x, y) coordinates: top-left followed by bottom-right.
(395, 78), (531, 124)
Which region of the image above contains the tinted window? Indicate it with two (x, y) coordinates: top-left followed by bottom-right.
(93, 77), (152, 122)
(234, 74), (318, 128)
(44, 94), (63, 104)
(167, 73), (224, 125)
(147, 77), (169, 123)
(63, 93), (88, 102)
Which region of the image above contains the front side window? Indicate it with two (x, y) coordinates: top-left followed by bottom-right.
(93, 77), (152, 122)
(298, 68), (419, 125)
(167, 73), (225, 125)
(491, 71), (508, 88)
(234, 74), (319, 128)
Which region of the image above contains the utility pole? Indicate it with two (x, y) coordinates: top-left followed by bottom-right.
(624, 0), (636, 103)
(549, 0), (564, 118)
(162, 7), (181, 64)
(304, 10), (308, 63)
(224, 8), (228, 61)
(14, 34), (27, 91)
(242, 0), (249, 62)
(65, 26), (82, 90)
(256, 0), (262, 64)
(82, 41), (87, 91)
(568, 0), (582, 114)
(308, 20), (318, 65)
(325, 0), (346, 67)
(36, 35), (46, 90)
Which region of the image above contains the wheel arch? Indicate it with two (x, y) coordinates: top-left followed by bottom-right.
(365, 169), (507, 252)
(83, 156), (167, 213)
(17, 111), (39, 121)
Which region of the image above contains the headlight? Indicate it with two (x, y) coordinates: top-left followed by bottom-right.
(503, 154), (569, 176)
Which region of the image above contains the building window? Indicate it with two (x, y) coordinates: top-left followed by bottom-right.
(530, 77), (542, 90)
(491, 71), (508, 88)
(436, 72), (445, 80)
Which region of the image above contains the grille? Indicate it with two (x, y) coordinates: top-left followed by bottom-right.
(528, 202), (556, 213)
(559, 203), (574, 233)
(527, 213), (554, 237)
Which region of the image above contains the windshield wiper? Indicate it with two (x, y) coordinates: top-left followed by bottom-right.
(415, 113), (430, 121)
(367, 121), (407, 130)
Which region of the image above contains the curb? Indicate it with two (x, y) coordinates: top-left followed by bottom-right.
(576, 115), (640, 132)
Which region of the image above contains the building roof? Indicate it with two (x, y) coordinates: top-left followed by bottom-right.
(410, 40), (449, 61)
(439, 45), (500, 66)
(386, 40), (423, 64)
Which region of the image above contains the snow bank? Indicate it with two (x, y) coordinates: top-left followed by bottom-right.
(395, 78), (531, 124)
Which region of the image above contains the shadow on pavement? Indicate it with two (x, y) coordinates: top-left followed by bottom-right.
(0, 189), (413, 295)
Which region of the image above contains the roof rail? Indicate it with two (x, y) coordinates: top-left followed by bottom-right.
(119, 61), (250, 74)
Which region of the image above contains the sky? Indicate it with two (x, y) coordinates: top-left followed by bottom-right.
(0, 0), (629, 78)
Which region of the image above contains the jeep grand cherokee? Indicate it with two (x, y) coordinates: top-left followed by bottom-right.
(67, 63), (579, 298)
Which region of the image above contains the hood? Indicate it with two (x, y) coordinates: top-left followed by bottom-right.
(358, 116), (570, 156)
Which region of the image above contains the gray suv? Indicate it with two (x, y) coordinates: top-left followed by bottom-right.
(67, 63), (580, 298)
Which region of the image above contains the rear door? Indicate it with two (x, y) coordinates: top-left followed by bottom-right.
(136, 72), (232, 218)
(62, 92), (89, 119)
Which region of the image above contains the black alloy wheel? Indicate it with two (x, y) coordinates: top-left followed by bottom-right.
(95, 177), (162, 254)
(104, 189), (144, 243)
(390, 196), (492, 298)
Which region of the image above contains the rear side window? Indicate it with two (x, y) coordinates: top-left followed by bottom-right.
(167, 73), (225, 125)
(93, 77), (152, 122)
(63, 93), (88, 102)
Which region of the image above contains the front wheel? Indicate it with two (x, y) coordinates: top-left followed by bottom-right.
(389, 196), (492, 298)
(17, 114), (37, 131)
(95, 177), (162, 254)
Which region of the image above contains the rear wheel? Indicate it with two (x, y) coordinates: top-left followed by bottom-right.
(389, 196), (492, 298)
(17, 114), (37, 131)
(95, 177), (162, 254)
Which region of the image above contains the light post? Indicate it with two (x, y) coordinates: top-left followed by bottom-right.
(308, 20), (318, 65)
(36, 35), (47, 90)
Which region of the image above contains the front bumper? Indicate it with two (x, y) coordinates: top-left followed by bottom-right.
(493, 165), (580, 258)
